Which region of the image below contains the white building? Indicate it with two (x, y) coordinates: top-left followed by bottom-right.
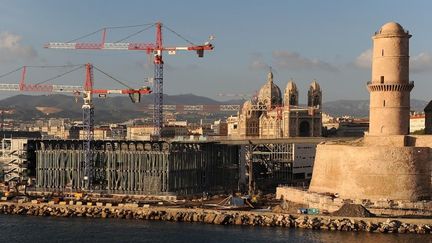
(410, 113), (425, 133)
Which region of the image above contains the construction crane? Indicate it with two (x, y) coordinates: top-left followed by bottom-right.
(45, 22), (214, 138)
(0, 63), (152, 190)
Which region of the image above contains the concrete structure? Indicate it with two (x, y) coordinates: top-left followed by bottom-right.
(305, 22), (431, 202)
(239, 141), (318, 192)
(292, 144), (316, 180)
(29, 118), (70, 139)
(127, 125), (189, 140)
(31, 140), (239, 195)
(226, 116), (239, 137)
(212, 120), (228, 136)
(323, 116), (369, 137)
(127, 125), (154, 140)
(80, 127), (112, 140)
(228, 72), (322, 138)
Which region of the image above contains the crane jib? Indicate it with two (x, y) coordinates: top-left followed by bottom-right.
(45, 42), (213, 52)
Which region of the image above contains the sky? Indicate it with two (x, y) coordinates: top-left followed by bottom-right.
(0, 0), (431, 103)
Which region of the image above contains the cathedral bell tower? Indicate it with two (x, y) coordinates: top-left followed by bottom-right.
(284, 80), (298, 107)
(308, 80), (322, 108)
(367, 22), (413, 136)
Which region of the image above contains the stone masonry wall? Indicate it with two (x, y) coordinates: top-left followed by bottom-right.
(308, 144), (431, 201)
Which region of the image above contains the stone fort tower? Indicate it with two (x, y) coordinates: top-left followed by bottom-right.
(368, 22), (413, 135)
(305, 22), (431, 202)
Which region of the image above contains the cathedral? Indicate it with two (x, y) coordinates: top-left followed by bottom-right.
(228, 71), (322, 138)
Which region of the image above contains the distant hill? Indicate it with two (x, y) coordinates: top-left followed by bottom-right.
(0, 94), (428, 122)
(323, 99), (429, 117)
(0, 94), (242, 123)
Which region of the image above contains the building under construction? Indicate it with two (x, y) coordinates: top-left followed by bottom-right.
(28, 139), (239, 195)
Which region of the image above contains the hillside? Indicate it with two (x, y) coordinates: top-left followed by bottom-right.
(0, 94), (429, 122)
(0, 94), (243, 123)
(323, 99), (429, 117)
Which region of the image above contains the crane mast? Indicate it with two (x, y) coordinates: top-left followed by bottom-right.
(82, 63), (94, 189)
(154, 23), (164, 137)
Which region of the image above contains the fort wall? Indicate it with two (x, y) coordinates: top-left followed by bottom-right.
(308, 142), (431, 201)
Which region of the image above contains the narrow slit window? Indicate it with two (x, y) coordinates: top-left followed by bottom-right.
(383, 100), (386, 107)
(380, 76), (384, 84)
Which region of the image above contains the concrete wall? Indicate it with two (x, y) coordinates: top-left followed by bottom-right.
(409, 135), (432, 147)
(293, 144), (316, 179)
(276, 186), (432, 216)
(308, 144), (431, 201)
(363, 134), (407, 147)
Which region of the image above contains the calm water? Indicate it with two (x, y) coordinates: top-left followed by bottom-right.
(0, 215), (429, 243)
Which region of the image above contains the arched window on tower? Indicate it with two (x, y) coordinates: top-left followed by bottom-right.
(313, 95), (320, 107)
(290, 95), (297, 106)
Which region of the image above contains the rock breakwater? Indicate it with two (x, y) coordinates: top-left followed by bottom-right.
(0, 203), (430, 234)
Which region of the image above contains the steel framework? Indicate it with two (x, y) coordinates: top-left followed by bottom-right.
(153, 62), (163, 137)
(241, 142), (294, 194)
(31, 140), (239, 195)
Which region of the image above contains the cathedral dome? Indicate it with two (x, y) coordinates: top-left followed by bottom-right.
(257, 71), (282, 106)
(378, 22), (405, 35)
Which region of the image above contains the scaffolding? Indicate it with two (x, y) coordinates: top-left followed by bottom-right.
(32, 140), (239, 195)
(241, 143), (294, 194)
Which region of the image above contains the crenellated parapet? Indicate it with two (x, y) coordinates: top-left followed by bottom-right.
(367, 81), (414, 92)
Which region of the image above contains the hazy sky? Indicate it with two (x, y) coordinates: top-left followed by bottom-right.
(0, 0), (431, 102)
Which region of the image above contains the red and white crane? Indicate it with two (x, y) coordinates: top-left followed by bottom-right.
(0, 63), (152, 190)
(0, 64), (151, 97)
(45, 22), (214, 137)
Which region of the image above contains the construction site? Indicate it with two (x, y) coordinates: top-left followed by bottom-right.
(3, 3), (432, 241)
(0, 22), (327, 206)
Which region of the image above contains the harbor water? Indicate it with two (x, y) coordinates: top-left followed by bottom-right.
(0, 215), (428, 243)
